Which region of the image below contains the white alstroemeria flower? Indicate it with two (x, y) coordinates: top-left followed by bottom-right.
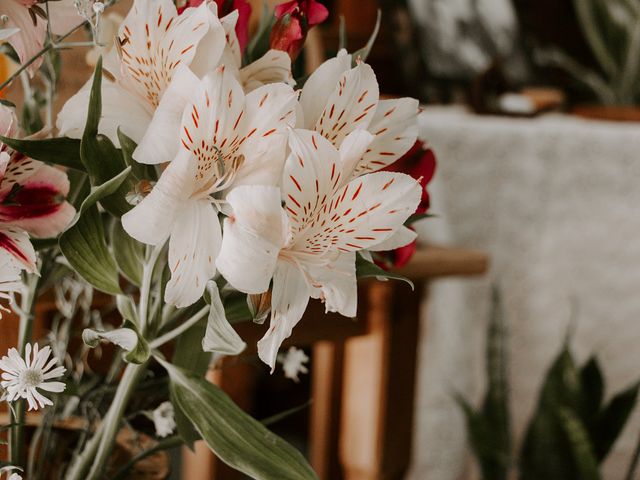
(151, 401), (176, 438)
(216, 130), (421, 369)
(299, 49), (419, 178)
(278, 346), (309, 382)
(57, 0), (226, 146)
(122, 66), (297, 307)
(0, 343), (66, 411)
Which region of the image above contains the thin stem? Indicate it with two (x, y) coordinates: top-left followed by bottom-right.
(149, 306), (210, 349)
(138, 244), (164, 335)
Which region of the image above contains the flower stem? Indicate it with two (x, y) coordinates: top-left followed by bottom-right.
(149, 306), (210, 349)
(9, 273), (41, 468)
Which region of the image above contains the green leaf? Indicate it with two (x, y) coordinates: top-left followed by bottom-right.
(580, 356), (604, 426)
(591, 380), (640, 461)
(80, 57), (133, 216)
(555, 407), (600, 480)
(352, 9), (381, 64)
(405, 213), (436, 226)
(355, 253), (414, 290)
(244, 2), (275, 64)
(0, 136), (83, 170)
(83, 321), (150, 364)
(117, 128), (158, 182)
(116, 294), (139, 326)
(59, 167), (132, 295)
(160, 360), (318, 480)
(111, 220), (145, 286)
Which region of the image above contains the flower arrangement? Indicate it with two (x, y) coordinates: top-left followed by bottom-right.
(0, 0), (430, 478)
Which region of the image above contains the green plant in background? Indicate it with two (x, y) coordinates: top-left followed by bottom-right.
(536, 0), (640, 105)
(458, 289), (640, 480)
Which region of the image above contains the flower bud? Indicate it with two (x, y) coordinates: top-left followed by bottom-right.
(269, 0), (328, 60)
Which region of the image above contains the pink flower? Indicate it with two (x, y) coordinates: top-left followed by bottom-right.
(178, 0), (252, 53)
(0, 105), (75, 273)
(270, 0), (329, 60)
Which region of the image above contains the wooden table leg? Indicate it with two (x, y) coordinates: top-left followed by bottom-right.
(310, 341), (345, 480)
(339, 281), (425, 480)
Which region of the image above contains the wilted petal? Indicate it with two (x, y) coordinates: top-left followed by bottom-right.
(257, 260), (310, 371)
(309, 251), (357, 317)
(202, 281), (246, 355)
(165, 199), (220, 307)
(217, 185), (286, 294)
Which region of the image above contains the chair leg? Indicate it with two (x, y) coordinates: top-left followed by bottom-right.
(339, 281), (425, 480)
(310, 341), (345, 480)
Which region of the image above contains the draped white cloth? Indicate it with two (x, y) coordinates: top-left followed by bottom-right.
(409, 107), (640, 480)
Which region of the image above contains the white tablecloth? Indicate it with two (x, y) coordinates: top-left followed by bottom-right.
(410, 107), (640, 480)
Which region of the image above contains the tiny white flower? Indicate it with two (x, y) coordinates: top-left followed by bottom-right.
(9, 472), (22, 480)
(278, 347), (309, 383)
(152, 401), (176, 438)
(0, 343), (66, 411)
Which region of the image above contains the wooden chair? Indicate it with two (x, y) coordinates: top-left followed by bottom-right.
(183, 245), (489, 480)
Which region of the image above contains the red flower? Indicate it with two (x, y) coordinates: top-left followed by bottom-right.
(270, 0), (329, 60)
(375, 140), (437, 269)
(177, 0), (252, 53)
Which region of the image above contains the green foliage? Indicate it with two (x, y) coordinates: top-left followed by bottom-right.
(160, 360), (318, 480)
(458, 289), (640, 480)
(111, 220), (145, 286)
(538, 0), (640, 104)
(0, 136), (83, 170)
(355, 252), (414, 289)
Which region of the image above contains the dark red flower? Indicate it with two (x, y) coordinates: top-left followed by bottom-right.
(177, 0), (252, 53)
(270, 0), (329, 60)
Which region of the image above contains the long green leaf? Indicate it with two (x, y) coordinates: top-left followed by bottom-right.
(59, 167), (131, 294)
(356, 253), (414, 289)
(111, 220), (144, 286)
(80, 57), (133, 216)
(0, 136), (83, 170)
(555, 407), (600, 480)
(161, 360), (318, 480)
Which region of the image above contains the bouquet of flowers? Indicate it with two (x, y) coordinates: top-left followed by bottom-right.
(0, 0), (429, 478)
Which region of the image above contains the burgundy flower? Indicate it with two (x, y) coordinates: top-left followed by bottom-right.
(375, 140), (437, 269)
(177, 0), (252, 53)
(270, 0), (329, 60)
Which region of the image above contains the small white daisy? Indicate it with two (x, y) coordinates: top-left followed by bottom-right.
(0, 343), (66, 411)
(277, 347), (310, 383)
(152, 401), (176, 438)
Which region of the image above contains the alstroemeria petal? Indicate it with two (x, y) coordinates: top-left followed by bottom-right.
(219, 10), (242, 74)
(122, 152), (193, 245)
(257, 260), (310, 371)
(315, 62), (379, 148)
(303, 172), (421, 254)
(309, 251), (357, 317)
(368, 225), (418, 252)
(134, 66), (200, 165)
(0, 0), (46, 77)
(355, 98), (420, 176)
(57, 77), (153, 146)
(202, 281), (246, 355)
(165, 199), (221, 307)
(299, 49), (351, 129)
(240, 50), (294, 93)
(216, 185), (285, 294)
(339, 129), (374, 181)
(0, 226), (36, 273)
(284, 130), (341, 243)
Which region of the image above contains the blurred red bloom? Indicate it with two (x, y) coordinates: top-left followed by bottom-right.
(376, 140), (437, 269)
(270, 0), (329, 60)
(177, 0), (252, 53)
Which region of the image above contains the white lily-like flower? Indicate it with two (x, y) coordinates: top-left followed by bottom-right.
(122, 66), (297, 308)
(299, 49), (419, 178)
(278, 346), (309, 382)
(216, 129), (421, 369)
(0, 343), (66, 411)
(151, 401), (176, 438)
(57, 0), (226, 145)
